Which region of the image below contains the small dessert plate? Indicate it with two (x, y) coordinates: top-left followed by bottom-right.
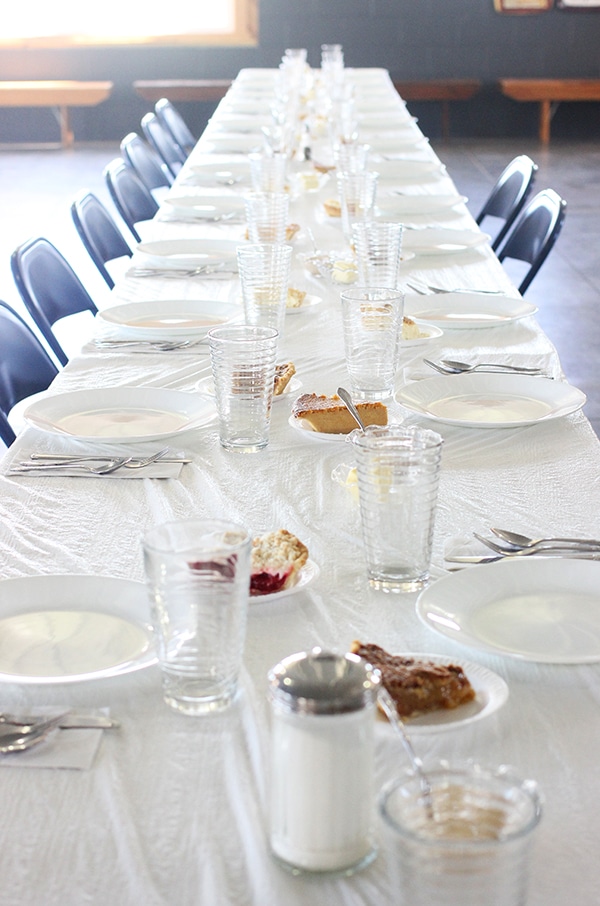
(195, 375), (302, 401)
(286, 293), (323, 314)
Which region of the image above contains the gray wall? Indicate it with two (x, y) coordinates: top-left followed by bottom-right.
(1, 0), (600, 143)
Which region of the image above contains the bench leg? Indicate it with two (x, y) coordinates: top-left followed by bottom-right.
(540, 99), (551, 145)
(52, 105), (74, 148)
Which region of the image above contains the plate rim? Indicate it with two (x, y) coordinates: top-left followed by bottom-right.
(375, 651), (509, 733)
(404, 292), (538, 328)
(417, 558), (600, 663)
(24, 386), (216, 443)
(395, 372), (586, 427)
(98, 298), (240, 336)
(0, 574), (156, 684)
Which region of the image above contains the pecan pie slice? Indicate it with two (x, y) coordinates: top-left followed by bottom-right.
(351, 641), (475, 719)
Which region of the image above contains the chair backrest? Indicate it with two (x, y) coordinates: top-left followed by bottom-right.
(103, 158), (159, 243)
(0, 300), (59, 445)
(497, 188), (567, 294)
(476, 155), (538, 251)
(120, 131), (174, 192)
(10, 238), (98, 366)
(141, 111), (186, 177)
(155, 98), (196, 156)
(71, 191), (133, 289)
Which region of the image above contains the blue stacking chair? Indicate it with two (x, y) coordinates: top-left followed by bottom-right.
(155, 98), (196, 156)
(476, 154), (538, 251)
(141, 111), (186, 178)
(71, 191), (133, 289)
(103, 158), (159, 243)
(497, 188), (567, 294)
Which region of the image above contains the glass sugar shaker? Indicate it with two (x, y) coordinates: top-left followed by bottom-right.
(267, 647), (381, 875)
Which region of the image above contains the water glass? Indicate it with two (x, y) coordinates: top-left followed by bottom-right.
(337, 170), (378, 239)
(379, 761), (542, 906)
(340, 287), (404, 400)
(208, 324), (278, 452)
(352, 221), (404, 289)
(244, 191), (290, 243)
(351, 424), (443, 592)
(143, 519), (251, 715)
(334, 141), (370, 175)
(249, 152), (288, 193)
(237, 243), (292, 335)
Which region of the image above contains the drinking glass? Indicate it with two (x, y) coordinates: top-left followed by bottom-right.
(337, 171), (378, 239)
(380, 761), (542, 906)
(351, 221), (404, 289)
(237, 242), (292, 335)
(351, 424), (443, 592)
(340, 287), (404, 400)
(334, 141), (370, 175)
(249, 152), (288, 193)
(208, 324), (278, 452)
(143, 519), (251, 715)
(244, 191), (290, 243)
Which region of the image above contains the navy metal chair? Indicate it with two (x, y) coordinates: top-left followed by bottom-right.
(141, 111), (186, 178)
(0, 300), (59, 446)
(71, 191), (133, 289)
(476, 155), (538, 251)
(497, 188), (567, 295)
(155, 98), (196, 156)
(11, 238), (98, 367)
(120, 131), (174, 194)
(103, 158), (159, 243)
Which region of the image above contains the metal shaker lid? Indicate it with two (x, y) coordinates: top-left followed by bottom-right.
(268, 647), (380, 715)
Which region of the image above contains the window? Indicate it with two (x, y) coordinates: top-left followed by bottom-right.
(0, 0), (257, 48)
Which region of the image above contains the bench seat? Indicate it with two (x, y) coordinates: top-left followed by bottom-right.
(392, 79), (481, 138)
(500, 78), (600, 143)
(134, 80), (233, 104)
(0, 80), (113, 147)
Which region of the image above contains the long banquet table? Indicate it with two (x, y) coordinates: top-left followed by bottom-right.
(0, 67), (599, 905)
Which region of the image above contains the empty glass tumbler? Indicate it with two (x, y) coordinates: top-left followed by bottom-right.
(340, 287), (404, 401)
(352, 424), (443, 592)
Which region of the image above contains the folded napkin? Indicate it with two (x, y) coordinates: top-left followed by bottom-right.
(0, 709), (111, 771)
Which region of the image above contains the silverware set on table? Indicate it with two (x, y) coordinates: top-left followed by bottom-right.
(0, 711), (119, 754)
(128, 264), (237, 279)
(94, 338), (208, 352)
(446, 528), (600, 565)
(10, 448), (190, 476)
(424, 358), (545, 376)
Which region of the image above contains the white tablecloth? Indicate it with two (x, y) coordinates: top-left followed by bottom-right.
(0, 68), (599, 905)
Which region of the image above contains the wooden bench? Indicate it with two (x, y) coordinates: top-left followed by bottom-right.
(0, 80), (113, 148)
(500, 78), (600, 144)
(392, 79), (481, 138)
(134, 80), (233, 104)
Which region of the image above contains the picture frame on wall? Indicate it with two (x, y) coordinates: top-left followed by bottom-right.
(557, 0), (600, 8)
(494, 0), (552, 11)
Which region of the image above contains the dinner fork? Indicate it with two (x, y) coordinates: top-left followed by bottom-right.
(12, 458), (130, 475)
(128, 265), (237, 279)
(94, 339), (207, 351)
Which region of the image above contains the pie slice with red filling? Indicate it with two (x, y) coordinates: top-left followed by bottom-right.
(250, 529), (309, 596)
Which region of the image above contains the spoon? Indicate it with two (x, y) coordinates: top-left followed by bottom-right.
(378, 688), (434, 819)
(440, 359), (543, 375)
(0, 712), (67, 753)
(474, 532), (600, 558)
(337, 387), (366, 432)
(490, 527), (600, 551)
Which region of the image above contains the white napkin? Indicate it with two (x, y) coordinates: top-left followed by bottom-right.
(0, 709), (111, 771)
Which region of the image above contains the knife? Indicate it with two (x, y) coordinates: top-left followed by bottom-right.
(446, 549), (600, 565)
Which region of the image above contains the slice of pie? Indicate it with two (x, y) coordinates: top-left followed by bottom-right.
(273, 362), (296, 396)
(351, 641), (475, 719)
(250, 529), (309, 596)
(291, 393), (387, 434)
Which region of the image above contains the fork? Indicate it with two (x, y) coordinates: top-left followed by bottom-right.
(12, 458), (130, 475)
(94, 339), (207, 351)
(128, 265), (237, 279)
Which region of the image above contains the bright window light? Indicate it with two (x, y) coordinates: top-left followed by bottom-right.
(0, 0), (257, 47)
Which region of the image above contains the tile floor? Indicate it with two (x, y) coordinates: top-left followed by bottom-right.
(0, 137), (598, 437)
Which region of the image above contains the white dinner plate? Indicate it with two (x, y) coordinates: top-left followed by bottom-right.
(135, 238), (240, 270)
(402, 228), (491, 255)
(362, 134), (428, 153)
(250, 559), (320, 603)
(395, 373), (586, 427)
(99, 300), (240, 339)
(25, 388), (216, 443)
(162, 195), (246, 219)
(417, 559), (600, 663)
(372, 160), (445, 183)
(203, 135), (263, 153)
(0, 575), (156, 683)
(376, 654), (509, 734)
(404, 292), (538, 329)
(187, 160), (250, 178)
(195, 375), (302, 401)
(376, 194), (468, 216)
